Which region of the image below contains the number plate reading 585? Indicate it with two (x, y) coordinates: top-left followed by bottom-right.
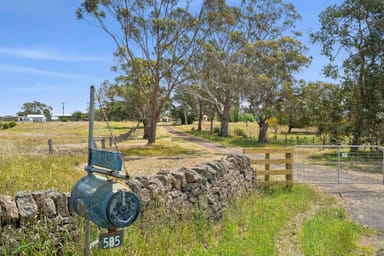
(99, 230), (124, 249)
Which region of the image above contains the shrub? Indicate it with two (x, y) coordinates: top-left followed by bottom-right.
(240, 113), (255, 122)
(234, 127), (246, 137)
(2, 122), (10, 129)
(9, 121), (17, 128)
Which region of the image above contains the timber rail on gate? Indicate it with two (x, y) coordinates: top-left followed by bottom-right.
(243, 147), (293, 185)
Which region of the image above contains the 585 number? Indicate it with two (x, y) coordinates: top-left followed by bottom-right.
(99, 230), (124, 249)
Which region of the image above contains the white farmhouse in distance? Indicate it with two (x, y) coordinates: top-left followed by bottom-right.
(18, 114), (46, 122)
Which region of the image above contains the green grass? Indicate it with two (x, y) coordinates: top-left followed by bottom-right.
(0, 152), (86, 195)
(0, 183), (373, 255)
(177, 121), (323, 146)
(187, 128), (322, 148)
(300, 206), (373, 255)
(195, 185), (319, 256)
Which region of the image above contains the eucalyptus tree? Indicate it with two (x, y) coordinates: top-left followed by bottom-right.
(114, 58), (156, 138)
(97, 80), (128, 121)
(17, 101), (53, 120)
(311, 0), (384, 146)
(277, 81), (311, 134)
(303, 82), (346, 144)
(240, 0), (310, 143)
(199, 0), (245, 137)
(77, 0), (206, 144)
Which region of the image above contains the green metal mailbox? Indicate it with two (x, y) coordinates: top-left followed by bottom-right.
(70, 173), (141, 229)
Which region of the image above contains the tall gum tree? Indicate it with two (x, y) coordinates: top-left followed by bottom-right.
(77, 0), (206, 144)
(198, 0), (244, 137)
(240, 0), (310, 143)
(311, 0), (384, 146)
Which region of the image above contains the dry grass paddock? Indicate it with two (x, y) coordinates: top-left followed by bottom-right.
(0, 121), (225, 195)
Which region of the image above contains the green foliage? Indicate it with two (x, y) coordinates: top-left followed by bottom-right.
(231, 112), (255, 123)
(233, 127), (246, 137)
(16, 100), (52, 120)
(302, 82), (347, 143)
(78, 0), (206, 144)
(9, 121), (17, 128)
(189, 128), (324, 148)
(71, 111), (84, 121)
(0, 121), (17, 129)
(312, 0), (384, 145)
(1, 122), (9, 129)
(241, 113), (255, 122)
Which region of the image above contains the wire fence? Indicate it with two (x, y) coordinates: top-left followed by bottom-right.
(293, 145), (384, 185)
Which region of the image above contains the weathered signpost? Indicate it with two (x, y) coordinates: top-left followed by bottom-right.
(69, 86), (141, 255)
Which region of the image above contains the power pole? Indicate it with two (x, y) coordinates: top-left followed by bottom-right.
(60, 102), (66, 117)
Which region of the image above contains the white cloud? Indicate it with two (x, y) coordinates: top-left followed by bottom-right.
(0, 64), (98, 80)
(0, 46), (109, 62)
(8, 84), (61, 93)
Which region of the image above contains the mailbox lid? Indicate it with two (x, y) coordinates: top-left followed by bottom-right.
(106, 190), (141, 227)
(89, 181), (124, 228)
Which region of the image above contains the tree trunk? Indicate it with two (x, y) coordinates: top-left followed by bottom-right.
(219, 95), (231, 137)
(258, 119), (269, 143)
(147, 110), (158, 144)
(142, 118), (150, 140)
(197, 99), (203, 131)
(351, 131), (362, 152)
(148, 78), (159, 144)
(183, 110), (188, 125)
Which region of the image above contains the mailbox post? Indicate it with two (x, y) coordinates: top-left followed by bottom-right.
(70, 86), (140, 254)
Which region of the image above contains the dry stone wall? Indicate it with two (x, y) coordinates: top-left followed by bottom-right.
(0, 154), (256, 229)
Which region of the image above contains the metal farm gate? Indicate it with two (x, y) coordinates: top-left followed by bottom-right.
(294, 145), (384, 185)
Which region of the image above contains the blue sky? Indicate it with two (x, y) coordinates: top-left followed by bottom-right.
(0, 0), (342, 116)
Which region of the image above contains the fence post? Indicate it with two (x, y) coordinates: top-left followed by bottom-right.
(265, 152), (270, 181)
(48, 139), (53, 154)
(101, 137), (106, 150)
(337, 146), (341, 184)
(382, 149), (384, 185)
(285, 150), (292, 181)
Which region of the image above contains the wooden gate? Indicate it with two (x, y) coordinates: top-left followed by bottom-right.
(243, 148), (293, 185)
